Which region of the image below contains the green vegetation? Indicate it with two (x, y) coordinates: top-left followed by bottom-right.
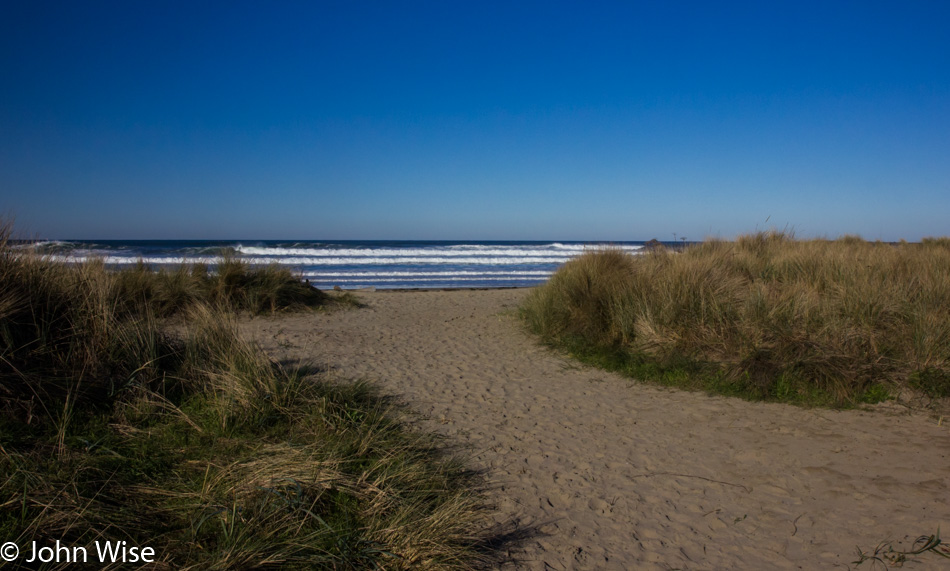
(522, 232), (950, 406)
(94, 255), (333, 317)
(854, 528), (950, 567)
(1, 225), (488, 569)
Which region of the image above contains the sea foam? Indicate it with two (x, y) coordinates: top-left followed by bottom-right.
(39, 240), (646, 289)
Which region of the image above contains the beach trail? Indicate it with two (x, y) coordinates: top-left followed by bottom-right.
(243, 289), (950, 570)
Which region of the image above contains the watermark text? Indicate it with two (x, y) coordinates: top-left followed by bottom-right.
(0, 540), (155, 564)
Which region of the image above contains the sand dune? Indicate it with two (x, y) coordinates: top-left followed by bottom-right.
(243, 289), (949, 570)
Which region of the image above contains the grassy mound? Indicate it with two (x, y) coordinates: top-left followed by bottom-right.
(94, 255), (330, 317)
(1, 225), (489, 569)
(522, 232), (950, 406)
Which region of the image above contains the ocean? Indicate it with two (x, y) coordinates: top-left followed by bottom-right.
(26, 240), (648, 289)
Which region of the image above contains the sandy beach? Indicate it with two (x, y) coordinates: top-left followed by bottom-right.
(242, 288), (950, 570)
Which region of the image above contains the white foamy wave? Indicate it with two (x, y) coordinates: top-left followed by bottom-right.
(48, 254), (573, 266)
(46, 255), (221, 265)
(12, 240), (65, 249)
(304, 270), (552, 278)
(311, 276), (544, 283)
(441, 242), (640, 251)
(550, 242), (589, 250)
(310, 283), (528, 290)
(275, 256), (574, 265)
(235, 244), (641, 258)
(42, 240), (648, 289)
(549, 242), (642, 251)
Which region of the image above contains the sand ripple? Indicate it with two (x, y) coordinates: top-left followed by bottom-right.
(244, 289), (949, 570)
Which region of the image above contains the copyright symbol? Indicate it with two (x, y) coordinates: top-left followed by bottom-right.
(0, 542), (18, 561)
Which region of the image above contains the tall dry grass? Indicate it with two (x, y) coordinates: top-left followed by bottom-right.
(104, 255), (329, 318)
(1, 223), (491, 569)
(522, 232), (950, 405)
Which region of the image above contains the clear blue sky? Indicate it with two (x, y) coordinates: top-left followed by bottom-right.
(2, 1), (948, 240)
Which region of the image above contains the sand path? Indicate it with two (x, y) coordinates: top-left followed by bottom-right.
(244, 289), (950, 570)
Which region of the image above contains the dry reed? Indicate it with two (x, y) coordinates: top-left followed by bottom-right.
(523, 232), (950, 405)
(1, 222), (491, 569)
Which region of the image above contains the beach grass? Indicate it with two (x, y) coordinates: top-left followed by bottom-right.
(521, 232), (950, 406)
(100, 255), (332, 317)
(0, 224), (489, 569)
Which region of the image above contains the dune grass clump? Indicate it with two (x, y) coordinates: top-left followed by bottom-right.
(104, 255), (330, 318)
(522, 232), (950, 406)
(0, 224), (489, 569)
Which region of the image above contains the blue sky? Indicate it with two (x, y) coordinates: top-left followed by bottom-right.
(2, 1), (948, 240)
